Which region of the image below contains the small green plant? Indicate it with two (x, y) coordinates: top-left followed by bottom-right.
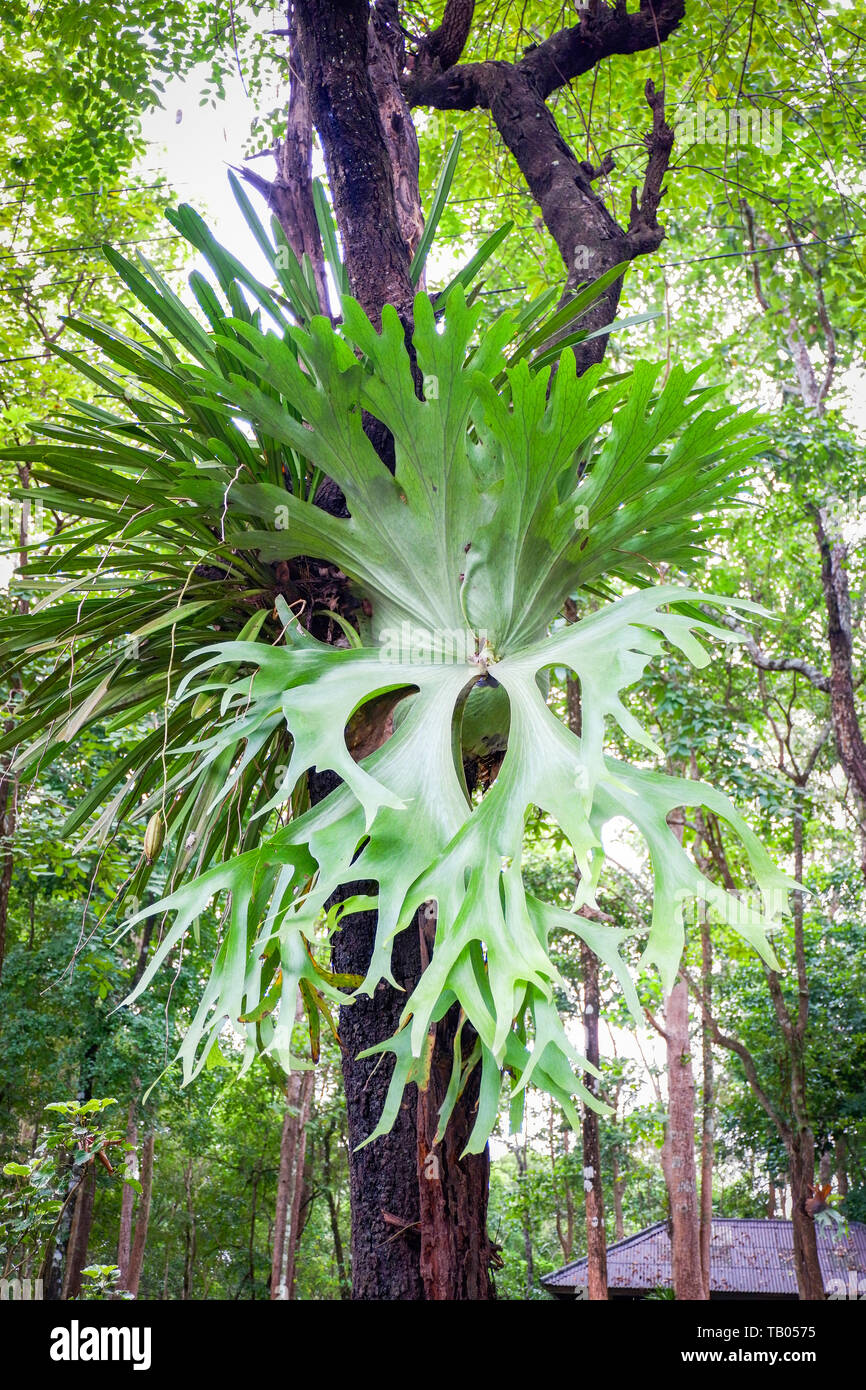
(1, 1098), (136, 1284)
(79, 1264), (133, 1300)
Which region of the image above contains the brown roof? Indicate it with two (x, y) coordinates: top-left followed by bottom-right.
(542, 1219), (866, 1297)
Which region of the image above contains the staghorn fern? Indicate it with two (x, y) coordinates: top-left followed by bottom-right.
(1, 200), (793, 1152)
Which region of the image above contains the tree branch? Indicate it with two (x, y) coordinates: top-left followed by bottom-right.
(405, 0), (686, 108)
(708, 607), (831, 693)
(683, 970), (791, 1144)
(410, 0), (475, 80)
(403, 0), (684, 367)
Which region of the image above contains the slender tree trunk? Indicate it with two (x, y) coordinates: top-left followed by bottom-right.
(563, 1130), (576, 1256)
(550, 1106), (575, 1261)
(611, 1152), (625, 1241)
(515, 1135), (535, 1298)
(565, 662), (607, 1296)
(0, 466), (28, 980)
(699, 911), (714, 1299)
(271, 1069), (307, 1299)
(772, 802), (824, 1299)
(835, 1133), (849, 1199)
(285, 1072), (314, 1299)
(768, 1180), (777, 1218)
(271, 1055), (315, 1301)
(117, 1092), (139, 1287)
(247, 1162), (261, 1299)
(62, 1165), (96, 1299)
(323, 1129), (351, 1299)
(580, 937), (608, 1299)
(182, 1159), (196, 1301)
(662, 979), (707, 1300)
(813, 506), (866, 874)
(126, 1131), (154, 1298)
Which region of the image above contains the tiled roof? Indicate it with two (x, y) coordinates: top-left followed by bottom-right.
(542, 1218), (866, 1296)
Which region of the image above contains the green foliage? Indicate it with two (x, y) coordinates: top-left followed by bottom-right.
(2, 0), (864, 1304)
(0, 1098), (131, 1281)
(0, 201), (795, 1152)
(79, 1263), (133, 1300)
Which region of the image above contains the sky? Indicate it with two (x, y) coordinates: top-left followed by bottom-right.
(137, 68), (281, 285)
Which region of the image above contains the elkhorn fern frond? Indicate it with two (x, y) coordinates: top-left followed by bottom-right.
(0, 212), (793, 1152)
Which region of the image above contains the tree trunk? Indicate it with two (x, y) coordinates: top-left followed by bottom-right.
(285, 1071), (314, 1300)
(790, 1136), (825, 1300)
(813, 506), (866, 874)
(182, 1159), (196, 1301)
(322, 1128), (351, 1299)
(117, 1094), (139, 1287)
(515, 1135), (535, 1298)
(62, 1164), (95, 1300)
(835, 1132), (848, 1199)
(271, 1064), (313, 1300)
(246, 1162), (260, 1299)
(580, 937), (608, 1300)
(611, 1152), (625, 1242)
(771, 801), (824, 1299)
(126, 1131), (154, 1299)
(550, 1107), (575, 1260)
(0, 467), (28, 981)
(662, 979), (707, 1300)
(282, 0), (684, 1301)
(295, 0), (415, 325)
(417, 997), (494, 1299)
(699, 912), (714, 1299)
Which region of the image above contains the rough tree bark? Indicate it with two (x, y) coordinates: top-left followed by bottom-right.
(296, 0), (493, 1301)
(296, 0), (416, 325)
(405, 2), (683, 365)
(241, 6), (329, 314)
